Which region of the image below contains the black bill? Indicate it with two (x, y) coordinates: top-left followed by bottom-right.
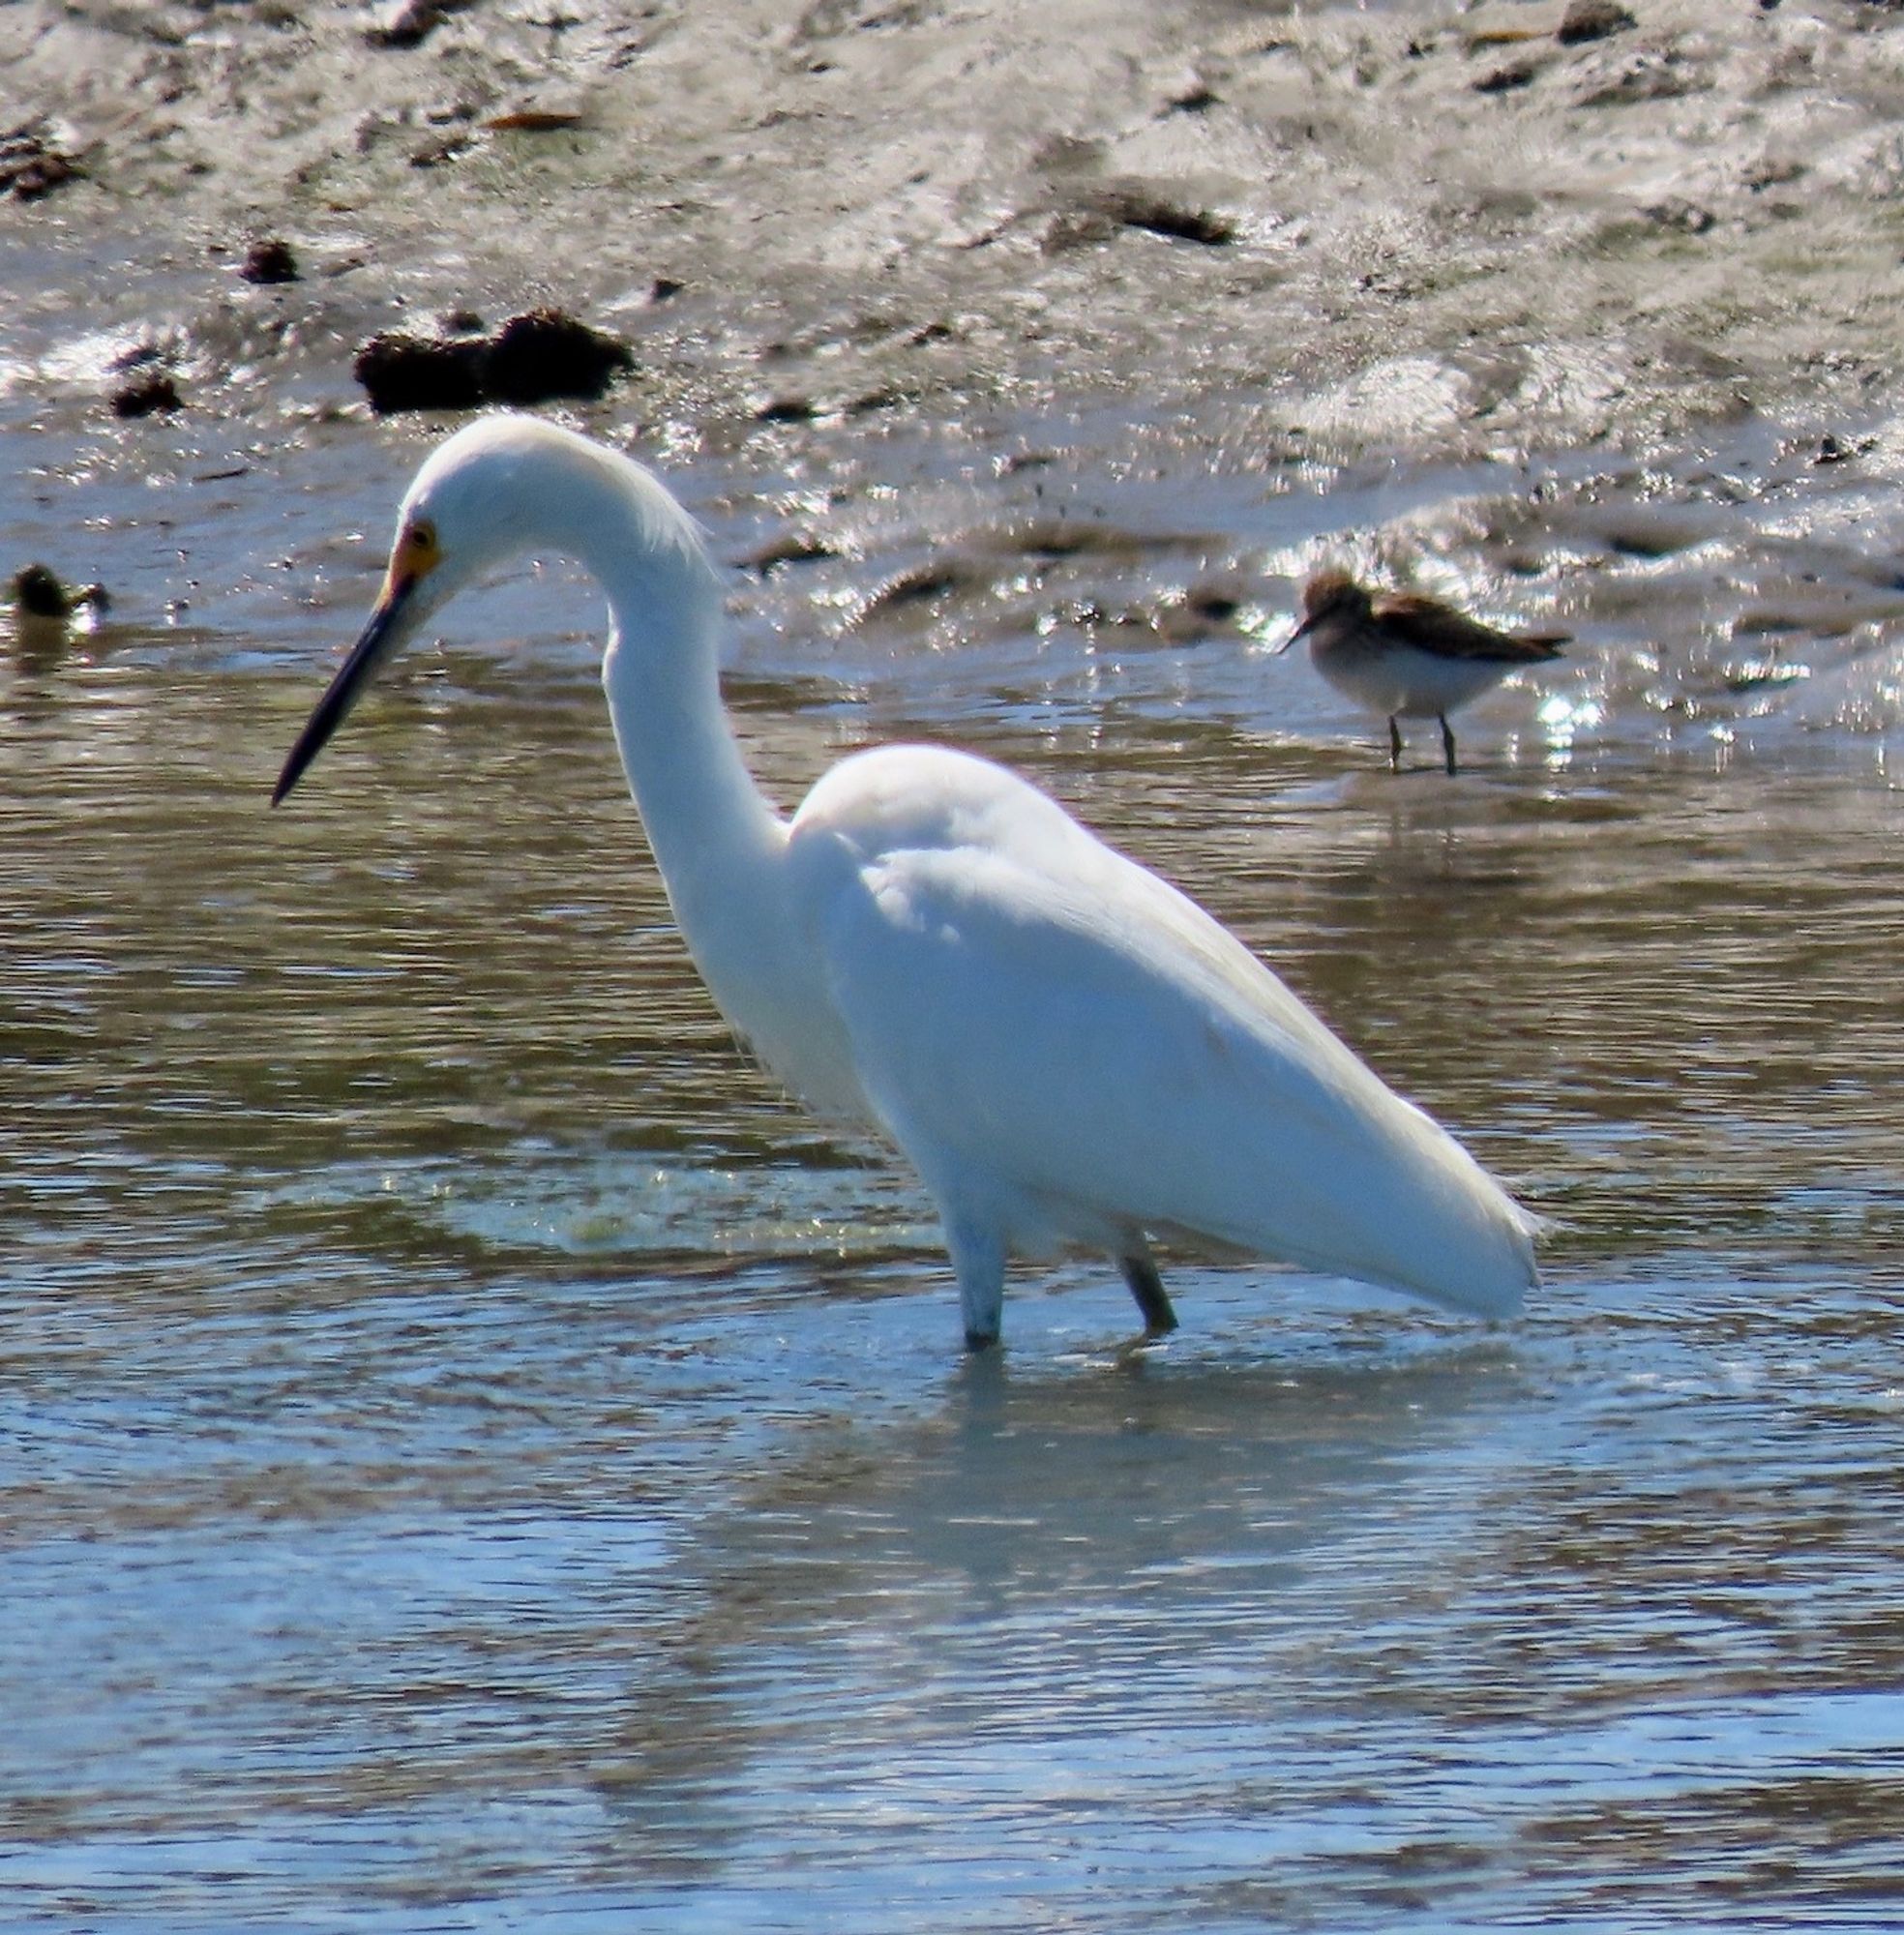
(272, 573), (419, 806)
(1271, 610), (1319, 657)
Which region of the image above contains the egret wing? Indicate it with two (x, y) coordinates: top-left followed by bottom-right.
(789, 748), (1532, 1318)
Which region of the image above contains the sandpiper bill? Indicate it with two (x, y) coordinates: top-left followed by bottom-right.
(1281, 569), (1567, 774)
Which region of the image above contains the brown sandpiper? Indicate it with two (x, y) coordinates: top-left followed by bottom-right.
(1279, 568), (1568, 774)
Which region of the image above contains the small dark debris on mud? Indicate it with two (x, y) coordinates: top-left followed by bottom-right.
(1, 125), (80, 200)
(860, 566), (969, 617)
(1644, 197), (1716, 233)
(483, 310), (633, 404)
(754, 394), (819, 424)
(1164, 82), (1222, 115)
(12, 564), (108, 618)
(1723, 657), (1807, 694)
(745, 535), (840, 576)
(366, 0), (476, 50)
(1046, 184), (1236, 253)
(1558, 0), (1637, 45)
(1097, 188), (1235, 246)
(353, 308), (633, 413)
(1148, 586), (1245, 644)
(111, 372), (183, 418)
(1474, 58), (1541, 94)
(485, 107), (585, 134)
(409, 131), (477, 169)
(238, 237), (300, 284)
(1185, 587), (1241, 623)
(354, 332), (486, 411)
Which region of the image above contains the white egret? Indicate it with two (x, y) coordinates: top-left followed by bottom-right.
(275, 416), (1538, 1347)
(1280, 569), (1567, 774)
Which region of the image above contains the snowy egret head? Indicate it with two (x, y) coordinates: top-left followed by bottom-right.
(271, 424), (530, 804)
(272, 416), (715, 806)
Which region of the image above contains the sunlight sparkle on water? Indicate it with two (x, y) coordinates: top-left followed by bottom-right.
(1536, 689), (1602, 759)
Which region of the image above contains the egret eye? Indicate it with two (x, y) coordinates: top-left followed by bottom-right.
(399, 519), (440, 577)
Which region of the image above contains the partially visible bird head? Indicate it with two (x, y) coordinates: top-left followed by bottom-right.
(1297, 568), (1373, 628)
(272, 415), (713, 806)
(1276, 567), (1372, 653)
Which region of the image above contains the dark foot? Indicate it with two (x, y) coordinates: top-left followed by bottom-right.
(1440, 714), (1458, 775)
(1119, 1252), (1178, 1336)
(1388, 716), (1404, 771)
(964, 1326), (1000, 1352)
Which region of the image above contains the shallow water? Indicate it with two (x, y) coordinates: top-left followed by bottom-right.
(6, 391), (1904, 1932)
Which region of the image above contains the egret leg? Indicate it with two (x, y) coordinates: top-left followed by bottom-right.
(1440, 713), (1458, 776)
(944, 1211), (1007, 1350)
(1119, 1248), (1178, 1337)
(1387, 716), (1404, 771)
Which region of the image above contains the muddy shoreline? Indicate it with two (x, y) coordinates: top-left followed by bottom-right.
(8, 2), (1904, 757)
(8, 1), (1904, 456)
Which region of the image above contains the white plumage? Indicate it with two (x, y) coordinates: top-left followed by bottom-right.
(276, 415), (1538, 1347)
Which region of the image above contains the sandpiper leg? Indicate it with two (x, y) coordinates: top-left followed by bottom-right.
(1119, 1248), (1178, 1337)
(1440, 713), (1457, 776)
(1387, 716), (1404, 771)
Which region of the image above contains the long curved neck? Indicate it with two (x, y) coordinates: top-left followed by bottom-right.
(598, 556), (787, 935)
(560, 472), (860, 1119)
(580, 521), (785, 989)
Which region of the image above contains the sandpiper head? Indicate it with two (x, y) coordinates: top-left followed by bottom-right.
(1299, 569), (1372, 626)
(1278, 567), (1371, 652)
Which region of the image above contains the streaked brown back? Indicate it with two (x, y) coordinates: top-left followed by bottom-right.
(1370, 590), (1568, 665)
